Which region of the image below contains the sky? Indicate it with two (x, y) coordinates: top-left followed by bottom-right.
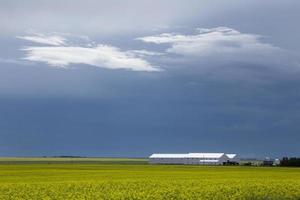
(0, 0), (300, 158)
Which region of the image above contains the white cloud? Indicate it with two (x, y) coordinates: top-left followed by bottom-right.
(137, 27), (280, 57)
(126, 50), (165, 57)
(18, 33), (161, 72)
(17, 33), (66, 46)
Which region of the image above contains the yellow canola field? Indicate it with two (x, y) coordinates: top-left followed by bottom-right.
(0, 160), (299, 200)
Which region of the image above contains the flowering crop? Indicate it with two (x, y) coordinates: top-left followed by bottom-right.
(0, 161), (299, 200)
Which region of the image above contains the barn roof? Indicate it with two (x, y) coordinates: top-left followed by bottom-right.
(226, 154), (237, 159)
(149, 153), (226, 158)
(187, 153), (225, 158)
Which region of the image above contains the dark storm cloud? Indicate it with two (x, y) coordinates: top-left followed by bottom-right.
(0, 0), (300, 157)
(0, 0), (219, 36)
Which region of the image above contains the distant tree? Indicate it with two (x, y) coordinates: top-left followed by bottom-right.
(243, 162), (252, 166)
(280, 157), (289, 166)
(280, 157), (300, 167)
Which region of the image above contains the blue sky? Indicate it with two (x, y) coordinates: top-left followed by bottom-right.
(0, 0), (300, 157)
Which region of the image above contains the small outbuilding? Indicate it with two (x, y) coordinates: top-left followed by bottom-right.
(262, 157), (274, 166)
(225, 154), (240, 164)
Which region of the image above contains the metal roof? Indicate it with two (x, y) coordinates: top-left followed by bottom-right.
(187, 153), (225, 158)
(226, 154), (237, 159)
(149, 153), (226, 159)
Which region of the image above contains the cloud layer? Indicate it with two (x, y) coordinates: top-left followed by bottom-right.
(17, 27), (297, 73)
(137, 27), (280, 57)
(17, 33), (67, 46)
(18, 33), (160, 72)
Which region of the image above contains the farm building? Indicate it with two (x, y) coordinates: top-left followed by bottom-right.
(226, 154), (239, 164)
(149, 153), (239, 165)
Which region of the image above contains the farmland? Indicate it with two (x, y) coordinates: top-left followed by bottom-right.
(0, 158), (299, 200)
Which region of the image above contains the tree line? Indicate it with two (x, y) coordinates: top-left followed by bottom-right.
(280, 157), (300, 167)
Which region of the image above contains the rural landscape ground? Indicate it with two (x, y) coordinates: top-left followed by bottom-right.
(0, 158), (299, 200)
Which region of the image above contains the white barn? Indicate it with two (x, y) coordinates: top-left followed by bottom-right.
(149, 153), (238, 165)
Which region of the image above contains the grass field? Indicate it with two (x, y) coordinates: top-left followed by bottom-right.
(0, 158), (299, 200)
